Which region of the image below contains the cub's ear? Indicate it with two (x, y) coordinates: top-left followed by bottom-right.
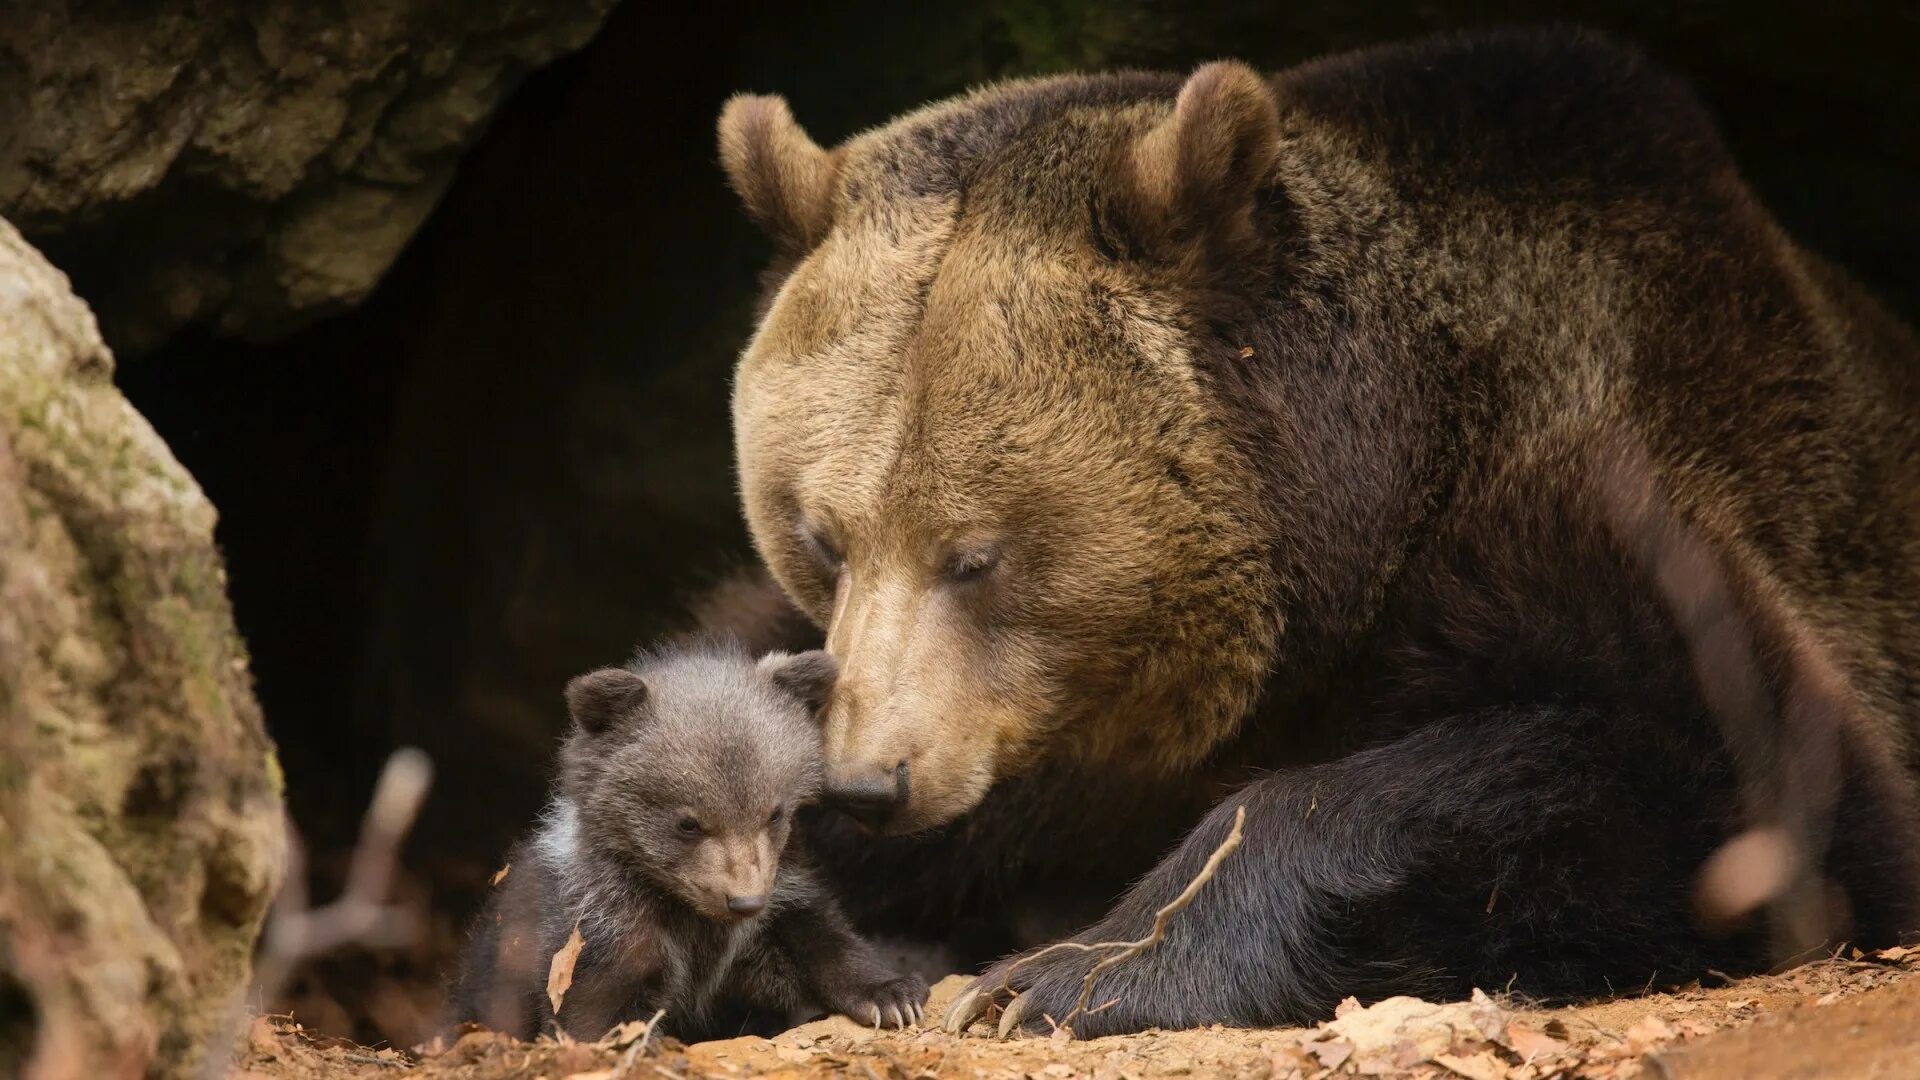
(718, 93), (839, 252)
(758, 649), (838, 714)
(564, 667), (650, 736)
(1122, 60), (1281, 259)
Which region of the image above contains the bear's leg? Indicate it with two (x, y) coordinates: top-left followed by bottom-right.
(945, 704), (1920, 1038)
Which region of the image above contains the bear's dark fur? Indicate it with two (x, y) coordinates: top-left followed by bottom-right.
(707, 28), (1920, 1036)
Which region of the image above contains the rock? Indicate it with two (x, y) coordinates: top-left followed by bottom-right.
(0, 218), (283, 1077)
(0, 0), (617, 352)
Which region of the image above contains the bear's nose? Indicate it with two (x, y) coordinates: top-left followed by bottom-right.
(726, 894), (767, 917)
(825, 760), (909, 830)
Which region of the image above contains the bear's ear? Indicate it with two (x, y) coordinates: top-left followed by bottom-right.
(718, 93), (840, 252)
(1121, 61), (1281, 261)
(564, 667), (650, 736)
(758, 649), (838, 714)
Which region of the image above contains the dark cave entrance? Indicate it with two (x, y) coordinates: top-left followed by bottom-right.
(103, 0), (1920, 1049)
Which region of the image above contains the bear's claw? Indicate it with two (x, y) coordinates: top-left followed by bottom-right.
(940, 977), (1041, 1038)
(995, 993), (1030, 1039)
(941, 985), (990, 1033)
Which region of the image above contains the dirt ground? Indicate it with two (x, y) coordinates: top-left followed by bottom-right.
(235, 945), (1918, 1080)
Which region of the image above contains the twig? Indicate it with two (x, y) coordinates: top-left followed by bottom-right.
(614, 1009), (667, 1078)
(255, 748), (434, 1000)
(1002, 804), (1246, 1036)
(1591, 437), (1847, 966)
(199, 748), (434, 1080)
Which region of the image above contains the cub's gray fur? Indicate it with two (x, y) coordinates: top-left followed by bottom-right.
(451, 642), (927, 1040)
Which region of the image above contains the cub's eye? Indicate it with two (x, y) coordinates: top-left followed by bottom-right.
(768, 805), (785, 825)
(676, 816), (703, 836)
(942, 543), (1001, 585)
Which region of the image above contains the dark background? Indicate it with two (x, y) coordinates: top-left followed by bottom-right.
(112, 0), (1920, 919)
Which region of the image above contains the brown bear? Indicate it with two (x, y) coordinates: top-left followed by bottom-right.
(707, 27), (1920, 1037)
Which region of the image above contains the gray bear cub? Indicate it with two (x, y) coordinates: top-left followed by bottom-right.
(452, 641), (928, 1040)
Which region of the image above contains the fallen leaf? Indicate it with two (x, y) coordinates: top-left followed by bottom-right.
(1305, 1037), (1354, 1069)
(248, 1015), (280, 1058)
(1335, 996), (1364, 1018)
(1815, 991), (1843, 1006)
(1624, 1015), (1677, 1049)
(1467, 989), (1506, 1041)
(602, 1015), (658, 1047)
(547, 921), (586, 1017)
(1042, 1065), (1075, 1078)
(1390, 1038), (1428, 1068)
(1875, 945), (1916, 962)
(1723, 999), (1756, 1011)
(1503, 1024), (1567, 1061)
(1238, 345), (1256, 359)
(1665, 999), (1699, 1014)
(1434, 1050), (1508, 1080)
(562, 1071), (615, 1080)
(1323, 993), (1512, 1065)
(491, 864), (511, 886)
(1677, 1020), (1715, 1038)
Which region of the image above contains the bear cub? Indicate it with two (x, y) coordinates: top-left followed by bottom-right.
(451, 642), (929, 1040)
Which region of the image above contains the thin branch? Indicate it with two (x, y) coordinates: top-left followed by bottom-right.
(613, 1009), (667, 1078)
(1000, 804), (1246, 1036)
(200, 748), (434, 1080)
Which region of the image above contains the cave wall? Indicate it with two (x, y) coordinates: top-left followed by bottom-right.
(0, 0), (617, 353)
(112, 0), (1920, 904)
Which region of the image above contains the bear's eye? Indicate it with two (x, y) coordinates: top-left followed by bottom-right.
(942, 543), (1001, 585)
(676, 815), (703, 837)
(797, 520), (844, 573)
(768, 805), (785, 825)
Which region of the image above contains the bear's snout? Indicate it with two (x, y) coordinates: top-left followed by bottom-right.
(824, 760), (909, 831)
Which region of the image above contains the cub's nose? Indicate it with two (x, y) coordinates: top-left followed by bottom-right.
(726, 894), (767, 917)
(825, 761), (910, 831)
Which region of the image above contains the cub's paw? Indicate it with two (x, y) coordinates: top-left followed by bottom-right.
(842, 973), (929, 1029)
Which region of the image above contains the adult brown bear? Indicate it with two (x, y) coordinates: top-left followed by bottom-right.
(706, 28), (1920, 1036)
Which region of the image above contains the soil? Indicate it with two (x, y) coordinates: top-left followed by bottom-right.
(234, 946), (1919, 1079)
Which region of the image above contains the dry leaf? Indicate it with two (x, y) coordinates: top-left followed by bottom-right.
(1335, 996), (1364, 1018)
(1434, 1050), (1508, 1080)
(1875, 945), (1916, 962)
(248, 1015), (280, 1058)
(562, 1071), (616, 1080)
(491, 864), (511, 886)
(1467, 988), (1506, 1041)
(1305, 1037), (1355, 1068)
(1503, 1024), (1567, 1061)
(1624, 1014), (1677, 1049)
(547, 921), (586, 1017)
(1238, 345), (1256, 359)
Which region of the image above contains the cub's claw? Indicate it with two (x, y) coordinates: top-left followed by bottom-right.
(851, 973), (930, 1030)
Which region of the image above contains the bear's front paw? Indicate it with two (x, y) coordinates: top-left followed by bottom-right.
(942, 942), (1111, 1039)
(841, 973), (929, 1029)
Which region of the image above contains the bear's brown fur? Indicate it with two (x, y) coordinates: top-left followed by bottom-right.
(710, 27), (1920, 1034)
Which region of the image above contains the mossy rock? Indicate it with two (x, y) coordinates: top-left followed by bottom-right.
(0, 217), (284, 1077)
